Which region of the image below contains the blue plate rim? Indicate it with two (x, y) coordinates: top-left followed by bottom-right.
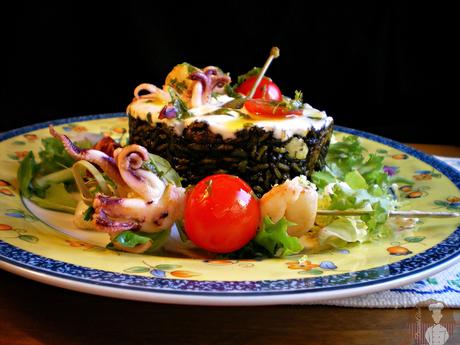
(1, 113), (459, 297)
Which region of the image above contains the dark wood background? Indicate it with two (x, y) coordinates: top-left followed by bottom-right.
(1, 2), (455, 144)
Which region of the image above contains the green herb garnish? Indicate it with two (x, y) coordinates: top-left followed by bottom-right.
(143, 153), (182, 187)
(167, 88), (192, 120)
(83, 206), (95, 221)
(236, 67), (263, 87)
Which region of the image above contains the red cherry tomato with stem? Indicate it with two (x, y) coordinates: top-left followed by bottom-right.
(244, 99), (304, 119)
(184, 174), (260, 253)
(235, 76), (283, 101)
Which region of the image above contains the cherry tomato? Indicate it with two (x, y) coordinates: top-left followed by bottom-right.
(235, 76), (283, 101)
(184, 174), (260, 253)
(244, 99), (304, 118)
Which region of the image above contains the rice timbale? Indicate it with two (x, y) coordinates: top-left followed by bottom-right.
(127, 63), (333, 196)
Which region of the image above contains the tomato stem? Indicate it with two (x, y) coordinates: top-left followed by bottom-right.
(247, 47), (280, 100)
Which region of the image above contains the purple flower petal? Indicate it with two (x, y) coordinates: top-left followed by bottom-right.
(383, 165), (398, 176)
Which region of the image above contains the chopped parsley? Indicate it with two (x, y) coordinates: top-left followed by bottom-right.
(167, 88), (192, 120)
(270, 90), (305, 113)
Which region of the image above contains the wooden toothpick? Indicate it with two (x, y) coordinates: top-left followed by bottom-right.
(316, 210), (460, 218)
(224, 46), (280, 109)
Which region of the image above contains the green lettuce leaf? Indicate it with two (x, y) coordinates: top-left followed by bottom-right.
(311, 168), (337, 189)
(18, 150), (75, 200)
(111, 230), (170, 253)
(254, 216), (303, 257)
(17, 151), (41, 198)
(38, 137), (75, 175)
(311, 134), (408, 243)
(361, 202), (391, 239)
(325, 135), (366, 179)
(29, 183), (77, 214)
(315, 135), (394, 191)
(113, 231), (151, 247)
(329, 183), (366, 211)
(143, 154), (181, 187)
(344, 170), (368, 190)
(328, 182), (393, 237)
(18, 136), (84, 198)
(319, 217), (368, 247)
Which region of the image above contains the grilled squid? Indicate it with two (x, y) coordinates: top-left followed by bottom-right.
(114, 144), (165, 203)
(92, 184), (185, 234)
(49, 127), (186, 236)
(189, 66), (231, 108)
(49, 125), (127, 190)
(132, 64), (231, 112)
(133, 83), (170, 103)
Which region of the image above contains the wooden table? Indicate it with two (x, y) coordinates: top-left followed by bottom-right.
(1, 144), (460, 345)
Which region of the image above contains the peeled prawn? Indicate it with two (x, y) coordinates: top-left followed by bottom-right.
(260, 176), (318, 237)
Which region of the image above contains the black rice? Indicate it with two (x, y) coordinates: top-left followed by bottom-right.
(129, 116), (333, 197)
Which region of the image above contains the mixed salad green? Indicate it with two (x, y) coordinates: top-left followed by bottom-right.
(17, 132), (412, 258)
(17, 137), (88, 213)
(311, 135), (413, 247)
(217, 135), (413, 259)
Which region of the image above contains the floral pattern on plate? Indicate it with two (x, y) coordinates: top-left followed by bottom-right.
(0, 114), (459, 297)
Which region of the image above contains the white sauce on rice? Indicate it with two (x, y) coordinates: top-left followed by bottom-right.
(127, 95), (332, 141)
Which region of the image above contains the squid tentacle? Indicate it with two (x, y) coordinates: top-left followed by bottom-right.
(92, 185), (186, 234)
(133, 83), (170, 101)
(54, 129), (186, 236)
(93, 194), (148, 221)
(189, 66), (231, 107)
(116, 145), (166, 202)
(93, 209), (141, 233)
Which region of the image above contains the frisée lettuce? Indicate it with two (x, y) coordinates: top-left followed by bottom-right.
(312, 135), (411, 247)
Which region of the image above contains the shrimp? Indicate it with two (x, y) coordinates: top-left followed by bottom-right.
(260, 176), (318, 237)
